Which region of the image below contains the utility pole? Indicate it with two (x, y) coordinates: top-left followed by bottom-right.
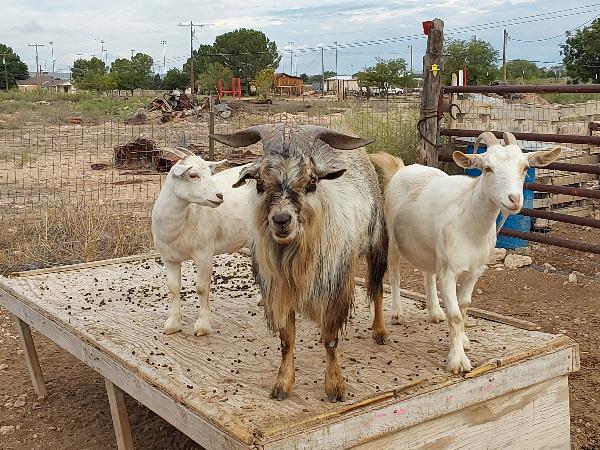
(288, 41), (293, 74)
(161, 40), (167, 74)
(334, 41), (338, 75)
(409, 44), (413, 72)
(502, 29), (508, 82)
(321, 47), (325, 96)
(1, 53), (9, 90)
(100, 39), (107, 65)
(179, 21), (205, 102)
(28, 43), (45, 87)
(49, 41), (55, 75)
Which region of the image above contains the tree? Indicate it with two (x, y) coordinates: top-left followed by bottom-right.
(197, 62), (234, 94)
(211, 29), (281, 90)
(355, 58), (416, 95)
(110, 58), (136, 92)
(443, 38), (499, 85)
(109, 53), (153, 94)
(71, 57), (109, 93)
(162, 68), (189, 90)
(254, 68), (275, 98)
(71, 57), (107, 82)
(183, 44), (218, 80)
(0, 44), (28, 90)
(562, 18), (600, 83)
(505, 59), (545, 81)
(131, 53), (153, 89)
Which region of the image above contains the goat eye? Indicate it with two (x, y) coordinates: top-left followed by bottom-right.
(189, 173), (200, 179)
(483, 167), (494, 174)
(305, 178), (318, 194)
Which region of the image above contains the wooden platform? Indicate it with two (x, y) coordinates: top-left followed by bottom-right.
(0, 254), (579, 449)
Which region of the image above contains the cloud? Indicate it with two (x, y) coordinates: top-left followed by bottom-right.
(0, 0), (590, 74)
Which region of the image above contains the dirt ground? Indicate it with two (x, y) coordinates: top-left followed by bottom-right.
(0, 223), (598, 449)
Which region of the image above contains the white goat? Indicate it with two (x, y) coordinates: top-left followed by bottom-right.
(151, 147), (254, 336)
(370, 132), (560, 374)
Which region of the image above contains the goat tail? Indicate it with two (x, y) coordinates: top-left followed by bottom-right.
(369, 152), (404, 187)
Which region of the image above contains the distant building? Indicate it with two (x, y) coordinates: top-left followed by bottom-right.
(274, 73), (304, 96)
(325, 75), (359, 97)
(16, 75), (76, 94)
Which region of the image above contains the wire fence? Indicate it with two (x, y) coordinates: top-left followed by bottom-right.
(0, 96), (420, 272)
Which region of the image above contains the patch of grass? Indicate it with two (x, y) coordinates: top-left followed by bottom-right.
(0, 90), (156, 127)
(0, 200), (153, 274)
(346, 108), (418, 164)
(541, 92), (600, 105)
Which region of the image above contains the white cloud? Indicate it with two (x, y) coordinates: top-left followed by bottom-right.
(0, 0), (590, 74)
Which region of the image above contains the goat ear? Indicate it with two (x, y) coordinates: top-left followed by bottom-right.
(172, 164), (192, 177)
(527, 147), (561, 167)
(452, 151), (481, 169)
(208, 159), (227, 174)
(232, 165), (259, 188)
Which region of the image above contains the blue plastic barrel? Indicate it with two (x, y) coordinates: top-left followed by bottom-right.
(464, 144), (535, 249)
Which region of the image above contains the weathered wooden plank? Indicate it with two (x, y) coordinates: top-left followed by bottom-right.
(0, 255), (579, 450)
(0, 288), (250, 450)
(12, 314), (47, 399)
(354, 376), (571, 450)
(105, 378), (135, 450)
(259, 346), (577, 448)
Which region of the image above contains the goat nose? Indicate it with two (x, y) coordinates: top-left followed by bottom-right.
(273, 212), (291, 227)
(508, 193), (522, 205)
(216, 192), (223, 200)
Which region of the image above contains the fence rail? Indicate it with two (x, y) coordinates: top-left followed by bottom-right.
(438, 83), (600, 255)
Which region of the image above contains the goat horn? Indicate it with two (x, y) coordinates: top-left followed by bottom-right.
(210, 124), (284, 154)
(474, 131), (500, 152)
(502, 132), (518, 146)
(296, 125), (374, 150)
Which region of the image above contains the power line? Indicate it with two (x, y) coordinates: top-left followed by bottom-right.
(510, 12), (600, 42)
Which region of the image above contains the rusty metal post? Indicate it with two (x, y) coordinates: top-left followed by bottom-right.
(208, 94), (215, 161)
(417, 18), (444, 167)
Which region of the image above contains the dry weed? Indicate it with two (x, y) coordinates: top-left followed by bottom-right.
(0, 200), (153, 274)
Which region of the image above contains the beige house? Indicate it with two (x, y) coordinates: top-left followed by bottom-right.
(16, 75), (76, 94)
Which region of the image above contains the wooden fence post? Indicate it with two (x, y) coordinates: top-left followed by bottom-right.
(208, 94), (215, 161)
(417, 18), (444, 167)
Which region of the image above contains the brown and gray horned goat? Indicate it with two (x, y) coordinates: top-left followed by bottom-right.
(211, 123), (388, 402)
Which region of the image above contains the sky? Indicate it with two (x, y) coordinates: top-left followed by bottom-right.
(1, 0), (599, 77)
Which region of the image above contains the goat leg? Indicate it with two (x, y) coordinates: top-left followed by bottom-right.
(271, 312), (296, 400)
(322, 330), (346, 402)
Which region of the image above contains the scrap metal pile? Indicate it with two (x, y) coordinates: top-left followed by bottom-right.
(124, 92), (235, 125)
(93, 137), (257, 173)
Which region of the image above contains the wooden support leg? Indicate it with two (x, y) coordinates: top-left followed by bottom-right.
(105, 379), (134, 450)
(13, 315), (47, 399)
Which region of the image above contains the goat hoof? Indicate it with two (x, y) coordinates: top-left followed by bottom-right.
(325, 383), (347, 403)
(428, 307), (447, 323)
(163, 320), (182, 335)
(193, 319), (212, 336)
(270, 383), (290, 401)
(391, 314), (402, 325)
(256, 295), (265, 307)
(373, 331), (389, 345)
(447, 351), (472, 375)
